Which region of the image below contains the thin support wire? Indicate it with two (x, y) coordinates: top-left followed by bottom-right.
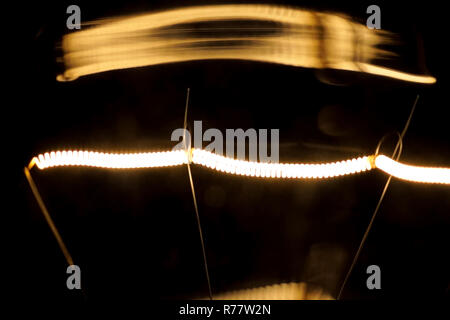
(183, 88), (213, 300)
(24, 167), (74, 266)
(337, 94), (419, 300)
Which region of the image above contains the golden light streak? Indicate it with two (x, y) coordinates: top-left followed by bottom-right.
(57, 4), (435, 84)
(28, 149), (450, 184)
(205, 282), (333, 300)
(375, 155), (450, 184)
(358, 63), (437, 84)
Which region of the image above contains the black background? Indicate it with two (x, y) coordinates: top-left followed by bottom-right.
(10, 0), (449, 304)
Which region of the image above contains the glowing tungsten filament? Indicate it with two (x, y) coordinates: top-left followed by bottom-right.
(30, 150), (189, 170)
(375, 155), (450, 184)
(209, 282), (333, 300)
(29, 148), (372, 179)
(28, 149), (450, 184)
(190, 149), (372, 178)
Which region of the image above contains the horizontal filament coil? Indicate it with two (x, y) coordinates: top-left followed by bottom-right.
(191, 149), (372, 178)
(207, 282), (333, 300)
(28, 149), (450, 184)
(375, 155), (450, 184)
(31, 150), (188, 169)
(29, 148), (372, 179)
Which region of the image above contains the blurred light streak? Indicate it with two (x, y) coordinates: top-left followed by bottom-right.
(358, 63), (436, 84)
(204, 282), (333, 300)
(57, 4), (435, 84)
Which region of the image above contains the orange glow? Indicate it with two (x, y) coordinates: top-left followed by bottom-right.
(28, 149), (450, 184)
(29, 148), (372, 179)
(57, 4), (435, 84)
(208, 282), (333, 300)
